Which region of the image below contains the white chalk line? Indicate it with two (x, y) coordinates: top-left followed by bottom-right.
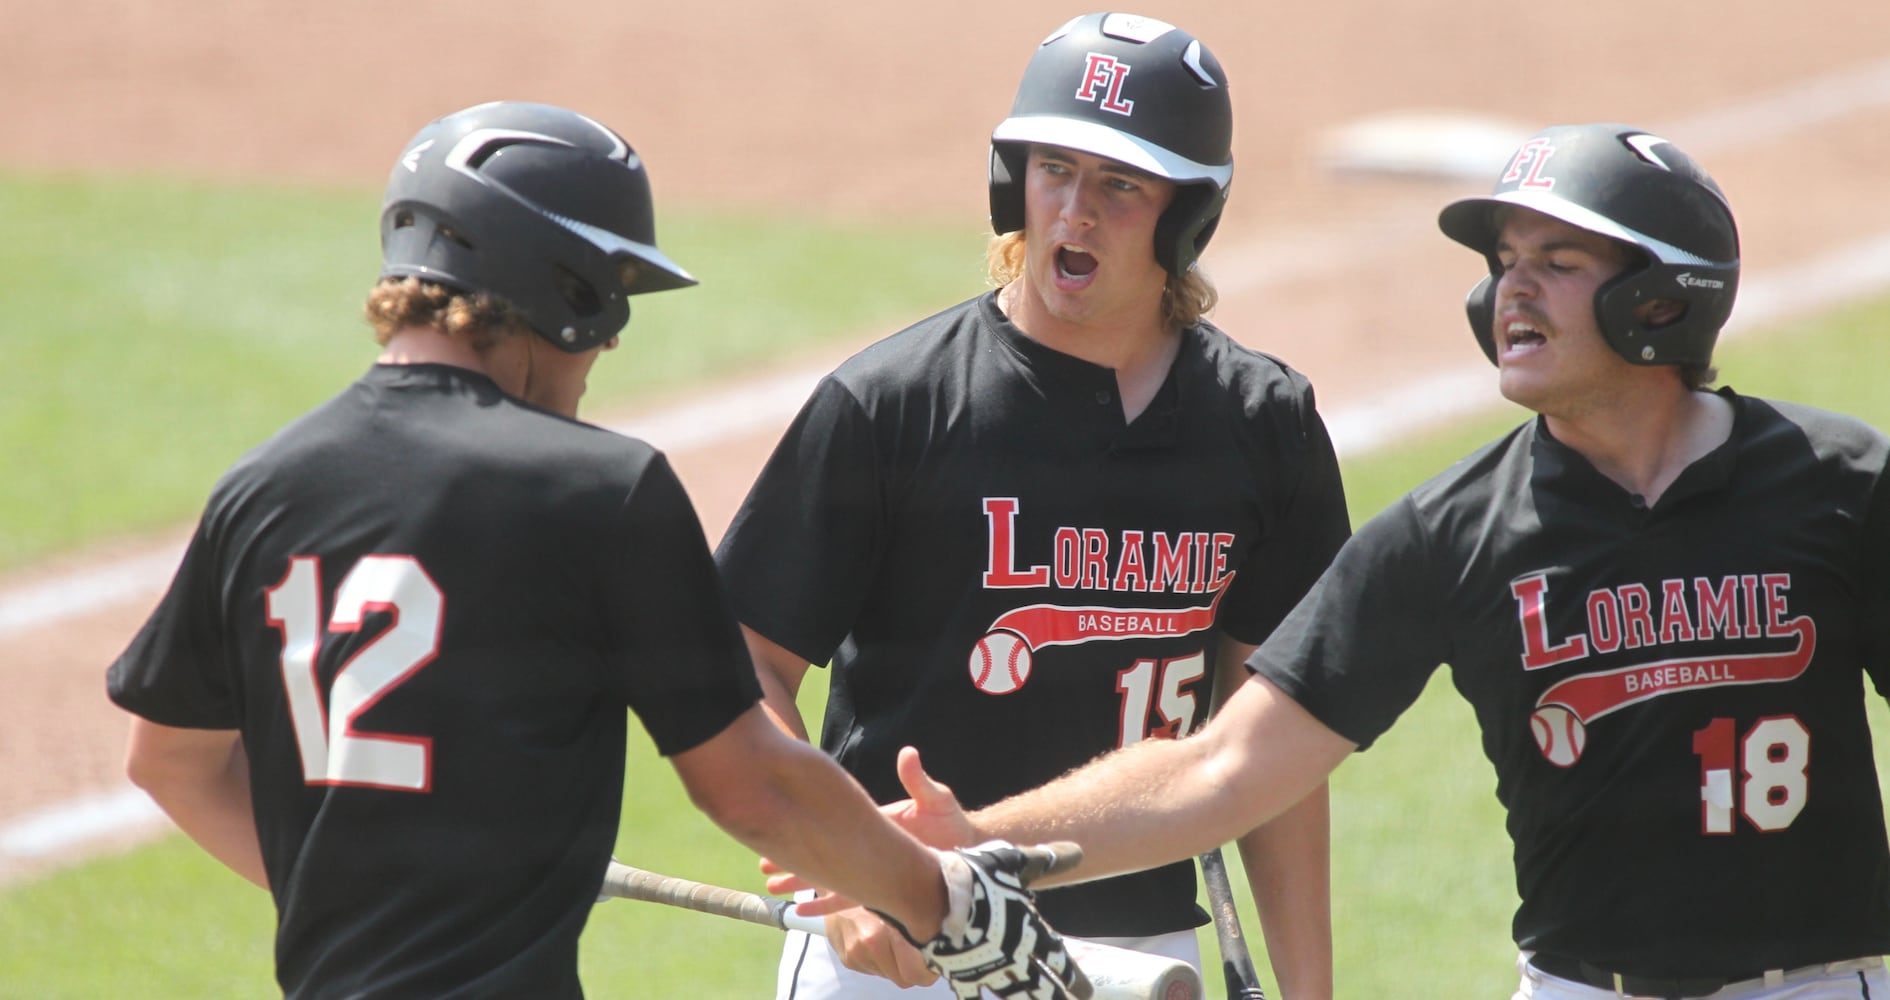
(14, 233), (1890, 873)
(9, 54), (1890, 873)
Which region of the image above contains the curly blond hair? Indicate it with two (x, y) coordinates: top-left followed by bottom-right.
(984, 232), (1216, 331)
(362, 277), (529, 351)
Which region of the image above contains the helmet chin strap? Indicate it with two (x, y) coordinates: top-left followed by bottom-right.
(521, 332), (542, 408)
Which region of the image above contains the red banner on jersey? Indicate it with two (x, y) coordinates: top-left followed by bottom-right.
(986, 583), (1227, 651)
(1534, 615), (1815, 724)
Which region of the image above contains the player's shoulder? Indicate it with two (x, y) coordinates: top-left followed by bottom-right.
(1183, 320), (1320, 404)
(828, 294), (989, 389)
(1736, 389), (1890, 455)
(218, 364), (664, 499)
(1399, 418), (1538, 522)
(1176, 320), (1329, 447)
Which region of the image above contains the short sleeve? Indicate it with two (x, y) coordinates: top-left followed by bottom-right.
(1217, 395), (1352, 647)
(606, 454), (762, 756)
(1250, 496), (1449, 748)
(106, 516), (239, 729)
(714, 377), (883, 666)
(1862, 466), (1890, 702)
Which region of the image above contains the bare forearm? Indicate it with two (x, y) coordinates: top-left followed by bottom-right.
(966, 678), (1353, 887)
(1240, 783), (1333, 1000)
(157, 767), (269, 889)
(756, 670), (811, 741)
(966, 733), (1245, 883)
(124, 721), (267, 889)
(743, 625), (812, 741)
(679, 710), (945, 938)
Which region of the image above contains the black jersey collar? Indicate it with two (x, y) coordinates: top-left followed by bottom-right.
(1529, 386), (1745, 513)
(977, 291), (1186, 448)
(367, 361), (505, 396)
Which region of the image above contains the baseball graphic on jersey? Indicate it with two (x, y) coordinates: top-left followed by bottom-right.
(1529, 704), (1587, 767)
(968, 629), (1033, 695)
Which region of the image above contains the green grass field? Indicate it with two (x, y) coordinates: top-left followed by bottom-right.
(3, 170), (1888, 997)
(0, 171), (985, 571)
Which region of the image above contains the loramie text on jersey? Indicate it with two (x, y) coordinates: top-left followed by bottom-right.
(1515, 570), (1803, 670)
(980, 498), (1235, 594)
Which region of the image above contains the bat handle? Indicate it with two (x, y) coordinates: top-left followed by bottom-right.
(1199, 847), (1268, 1000)
(1012, 840), (1084, 884)
(778, 899), (827, 935)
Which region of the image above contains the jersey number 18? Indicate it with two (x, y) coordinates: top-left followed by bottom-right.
(1692, 716), (1810, 834)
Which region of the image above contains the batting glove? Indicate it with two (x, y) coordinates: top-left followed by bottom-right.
(880, 840), (1092, 1000)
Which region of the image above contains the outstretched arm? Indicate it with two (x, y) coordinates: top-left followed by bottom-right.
(679, 707), (1088, 998)
(673, 705), (946, 938)
(123, 717), (268, 889)
(963, 675), (1354, 887)
(773, 676), (1353, 909)
(733, 626), (939, 986)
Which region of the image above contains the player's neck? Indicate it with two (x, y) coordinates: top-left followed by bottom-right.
(379, 326), (531, 398)
(381, 325), (489, 370)
(999, 281), (1179, 421)
(1544, 386), (1733, 506)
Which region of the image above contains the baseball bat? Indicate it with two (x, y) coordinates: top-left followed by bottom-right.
(1197, 847), (1267, 999)
(598, 851), (1203, 1000)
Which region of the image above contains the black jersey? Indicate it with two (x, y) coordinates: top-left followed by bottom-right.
(108, 363), (760, 999)
(1256, 389), (1890, 975)
(716, 292), (1351, 937)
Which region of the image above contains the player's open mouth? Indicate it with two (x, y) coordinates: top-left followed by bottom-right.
(1057, 244), (1098, 279)
(1504, 321), (1546, 352)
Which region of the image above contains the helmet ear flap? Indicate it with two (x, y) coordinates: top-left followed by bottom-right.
(989, 144), (1027, 235)
(1594, 259), (1739, 365)
(1153, 182), (1228, 276)
(1466, 272), (1499, 366)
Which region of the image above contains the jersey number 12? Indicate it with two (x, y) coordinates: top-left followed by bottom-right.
(266, 554), (441, 792)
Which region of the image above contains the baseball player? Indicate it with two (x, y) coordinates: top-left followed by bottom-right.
(715, 12), (1350, 999)
(841, 122), (1890, 998)
(106, 101), (1084, 1000)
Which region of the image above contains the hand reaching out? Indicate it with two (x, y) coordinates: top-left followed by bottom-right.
(824, 904), (939, 988)
(885, 745), (979, 849)
(763, 745), (978, 904)
(880, 841), (1092, 1000)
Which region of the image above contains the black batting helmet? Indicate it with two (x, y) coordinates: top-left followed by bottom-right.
(989, 12), (1233, 277)
(1438, 123), (1740, 368)
(380, 101), (696, 353)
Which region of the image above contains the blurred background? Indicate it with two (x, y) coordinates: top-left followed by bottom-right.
(5, 2), (1890, 995)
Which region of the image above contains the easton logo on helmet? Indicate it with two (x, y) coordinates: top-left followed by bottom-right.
(1676, 272), (1726, 290)
(1074, 53), (1135, 116)
(400, 139), (434, 174)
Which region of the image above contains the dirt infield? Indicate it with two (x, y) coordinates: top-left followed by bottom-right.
(7, 0), (1890, 882)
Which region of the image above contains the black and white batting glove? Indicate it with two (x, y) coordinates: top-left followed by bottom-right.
(881, 840), (1092, 1000)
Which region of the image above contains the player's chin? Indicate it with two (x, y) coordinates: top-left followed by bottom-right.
(1496, 368), (1552, 410)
